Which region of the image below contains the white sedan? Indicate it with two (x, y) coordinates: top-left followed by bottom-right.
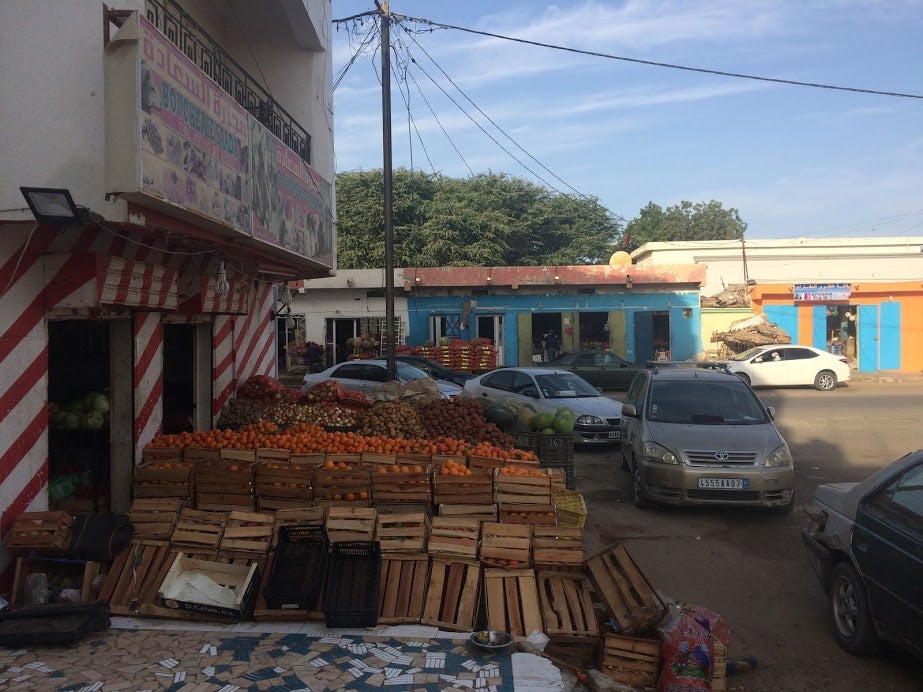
(302, 359), (462, 398)
(462, 367), (623, 444)
(719, 345), (850, 391)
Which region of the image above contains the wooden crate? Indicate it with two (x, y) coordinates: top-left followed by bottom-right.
(129, 497), (184, 541)
(427, 516), (480, 560)
(585, 543), (666, 635)
(536, 569), (599, 641)
(499, 503), (557, 526)
(194, 458), (255, 511)
(135, 448), (194, 499)
(494, 467), (553, 505)
(371, 463), (432, 503)
(183, 447), (220, 465)
(6, 511), (74, 555)
(552, 486), (587, 528)
(376, 512), (428, 553)
(325, 506), (377, 543)
(290, 453), (326, 468)
(480, 521), (531, 569)
(395, 452), (432, 466)
(313, 465), (372, 506)
(483, 567), (542, 638)
(467, 456), (540, 473)
(421, 558), (481, 632)
(254, 459), (312, 506)
(599, 633), (661, 689)
(376, 501), (432, 517)
(169, 508), (227, 553)
(98, 540), (177, 615)
(360, 452), (397, 466)
(10, 556), (101, 608)
(711, 640), (727, 692)
(219, 511), (275, 555)
(378, 553), (430, 624)
(255, 448), (291, 464)
(532, 526), (584, 568)
(433, 469), (493, 505)
(437, 504), (497, 521)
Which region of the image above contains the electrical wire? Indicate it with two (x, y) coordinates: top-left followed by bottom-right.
(395, 14), (923, 101)
(390, 43), (439, 175)
(1, 222), (39, 295)
(403, 61), (471, 176)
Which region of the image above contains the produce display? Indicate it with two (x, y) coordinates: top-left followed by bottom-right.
(49, 391), (110, 430)
(417, 398), (512, 448)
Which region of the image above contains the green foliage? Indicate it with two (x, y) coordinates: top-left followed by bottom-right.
(334, 168), (621, 268)
(622, 200), (747, 252)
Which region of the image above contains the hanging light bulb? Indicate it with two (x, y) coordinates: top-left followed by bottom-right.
(216, 260), (230, 297)
(280, 285), (293, 307)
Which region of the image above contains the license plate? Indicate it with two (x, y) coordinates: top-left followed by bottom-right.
(697, 478), (748, 489)
(608, 431), (620, 439)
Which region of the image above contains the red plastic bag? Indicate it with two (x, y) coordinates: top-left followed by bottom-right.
(656, 604), (731, 692)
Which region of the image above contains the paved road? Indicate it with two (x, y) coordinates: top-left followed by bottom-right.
(578, 381), (923, 691)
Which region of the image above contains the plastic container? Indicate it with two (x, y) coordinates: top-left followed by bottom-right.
(263, 524), (328, 610)
(324, 541), (381, 628)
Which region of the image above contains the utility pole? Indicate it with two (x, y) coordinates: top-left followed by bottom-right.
(741, 235), (751, 305)
(376, 1), (397, 380)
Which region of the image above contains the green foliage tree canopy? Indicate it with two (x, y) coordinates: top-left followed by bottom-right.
(622, 200), (747, 252)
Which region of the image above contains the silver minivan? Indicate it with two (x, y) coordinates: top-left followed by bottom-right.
(620, 364), (794, 512)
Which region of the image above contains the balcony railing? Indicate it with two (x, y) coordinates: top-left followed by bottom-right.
(145, 0), (311, 164)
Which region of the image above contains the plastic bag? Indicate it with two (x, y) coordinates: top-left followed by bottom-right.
(656, 604), (731, 692)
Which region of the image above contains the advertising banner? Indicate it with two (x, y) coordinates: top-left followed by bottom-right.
(793, 283), (852, 302)
(139, 18), (252, 233)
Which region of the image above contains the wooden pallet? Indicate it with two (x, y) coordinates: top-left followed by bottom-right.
(499, 503), (558, 526)
(326, 506), (377, 543)
(599, 633), (661, 689)
(480, 522), (532, 568)
(427, 516), (480, 560)
(378, 553), (430, 624)
(483, 568), (543, 638)
(711, 640), (728, 692)
(129, 497), (184, 541)
(6, 511), (74, 555)
(532, 526), (584, 568)
(98, 540), (176, 615)
(585, 543), (666, 635)
(170, 508), (227, 552)
(421, 558), (482, 632)
(218, 511), (275, 554)
(536, 569), (599, 641)
(376, 512), (428, 553)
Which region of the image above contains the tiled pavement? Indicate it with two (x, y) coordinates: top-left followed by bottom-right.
(0, 618), (565, 691)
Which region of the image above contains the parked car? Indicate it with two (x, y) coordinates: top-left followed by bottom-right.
(549, 349), (642, 390)
(718, 344), (850, 391)
(394, 354), (474, 387)
(302, 359), (462, 398)
(802, 450), (923, 659)
(619, 362), (794, 512)
(461, 367), (622, 445)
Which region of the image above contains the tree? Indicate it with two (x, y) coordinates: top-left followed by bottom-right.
(622, 200), (747, 252)
(334, 169), (621, 268)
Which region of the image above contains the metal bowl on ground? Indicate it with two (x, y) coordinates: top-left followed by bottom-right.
(468, 629), (514, 652)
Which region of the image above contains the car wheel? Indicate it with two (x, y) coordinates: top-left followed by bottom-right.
(736, 372), (751, 386)
(814, 370), (838, 391)
(632, 459), (650, 509)
(828, 561), (879, 655)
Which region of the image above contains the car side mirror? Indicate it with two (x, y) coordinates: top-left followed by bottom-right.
(622, 403), (638, 418)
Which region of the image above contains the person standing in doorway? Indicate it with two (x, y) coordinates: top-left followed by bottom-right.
(544, 330), (560, 362)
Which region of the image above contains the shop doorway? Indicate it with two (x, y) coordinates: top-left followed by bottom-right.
(531, 313), (562, 362)
(163, 324), (195, 434)
(476, 314), (504, 365)
(652, 311), (671, 360)
(48, 319), (112, 512)
(824, 304), (857, 363)
(578, 312), (609, 350)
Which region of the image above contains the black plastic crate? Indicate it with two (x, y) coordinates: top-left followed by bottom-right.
(263, 524), (328, 611)
(539, 434), (575, 454)
(511, 432), (540, 453)
(324, 541), (381, 628)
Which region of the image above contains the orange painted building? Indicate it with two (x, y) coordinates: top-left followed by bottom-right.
(751, 281), (923, 373)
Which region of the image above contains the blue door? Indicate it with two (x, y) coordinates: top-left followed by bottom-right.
(812, 306), (827, 351)
(764, 305), (798, 344)
(633, 311), (653, 363)
(858, 305), (878, 372)
(880, 302), (901, 370)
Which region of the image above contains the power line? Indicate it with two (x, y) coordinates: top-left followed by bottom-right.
(395, 14), (923, 100)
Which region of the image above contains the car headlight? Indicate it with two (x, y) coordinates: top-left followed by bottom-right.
(643, 442), (678, 465)
(576, 414), (605, 425)
(765, 444), (793, 468)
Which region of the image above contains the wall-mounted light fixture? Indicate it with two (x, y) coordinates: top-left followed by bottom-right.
(625, 273), (633, 288)
(20, 186), (86, 225)
(346, 278), (354, 287)
(554, 274), (561, 283)
(279, 285), (293, 307)
(415, 276), (421, 284)
(486, 276), (492, 283)
(215, 260), (230, 297)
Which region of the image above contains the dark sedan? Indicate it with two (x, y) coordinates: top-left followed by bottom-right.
(394, 355), (474, 387)
(802, 449), (923, 660)
(549, 349), (641, 390)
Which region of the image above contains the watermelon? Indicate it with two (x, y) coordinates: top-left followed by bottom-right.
(516, 408), (536, 428)
(532, 412), (555, 431)
(485, 404), (516, 429)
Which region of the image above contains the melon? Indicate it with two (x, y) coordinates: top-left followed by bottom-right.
(516, 408), (536, 428)
(486, 404), (516, 429)
(532, 412), (555, 431)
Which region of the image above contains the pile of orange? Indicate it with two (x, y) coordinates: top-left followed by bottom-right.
(438, 459), (472, 476)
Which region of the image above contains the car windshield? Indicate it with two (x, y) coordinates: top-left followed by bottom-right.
(535, 373), (600, 398)
(647, 380), (769, 424)
(728, 347), (768, 362)
(395, 363), (429, 381)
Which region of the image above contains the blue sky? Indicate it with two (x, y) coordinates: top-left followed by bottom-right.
(330, 1), (923, 240)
